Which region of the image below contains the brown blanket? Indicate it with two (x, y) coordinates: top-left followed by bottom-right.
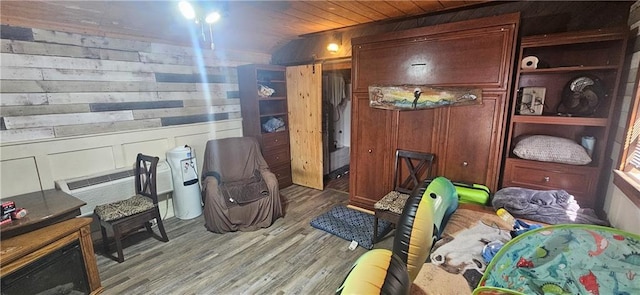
(220, 169), (269, 207)
(201, 137), (283, 233)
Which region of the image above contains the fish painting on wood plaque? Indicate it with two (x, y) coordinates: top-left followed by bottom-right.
(369, 85), (482, 111)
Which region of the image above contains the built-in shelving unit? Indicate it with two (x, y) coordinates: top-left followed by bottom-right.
(502, 27), (628, 209)
(238, 64), (292, 188)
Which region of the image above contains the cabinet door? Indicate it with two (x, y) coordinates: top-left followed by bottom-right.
(396, 108), (439, 153)
(350, 94), (393, 210)
(439, 92), (504, 190)
(286, 64), (323, 190)
(352, 25), (515, 93)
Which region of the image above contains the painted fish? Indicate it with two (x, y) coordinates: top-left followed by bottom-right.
(456, 93), (477, 101)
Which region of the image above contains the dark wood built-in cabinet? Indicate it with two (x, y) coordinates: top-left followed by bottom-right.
(238, 64), (293, 188)
(350, 13), (520, 210)
(502, 28), (627, 209)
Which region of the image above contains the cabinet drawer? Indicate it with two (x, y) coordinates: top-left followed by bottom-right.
(270, 162), (292, 189)
(264, 147), (290, 167)
(503, 159), (598, 205)
(262, 131), (289, 150)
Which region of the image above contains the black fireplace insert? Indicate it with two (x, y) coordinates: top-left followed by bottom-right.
(1, 240), (90, 295)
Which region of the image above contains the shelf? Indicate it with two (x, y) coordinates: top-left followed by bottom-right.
(261, 129), (288, 135)
(520, 27), (627, 48)
(512, 115), (608, 126)
(259, 96), (287, 101)
(519, 65), (618, 74)
(260, 112), (287, 117)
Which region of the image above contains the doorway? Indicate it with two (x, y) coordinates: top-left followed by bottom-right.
(322, 60), (351, 192)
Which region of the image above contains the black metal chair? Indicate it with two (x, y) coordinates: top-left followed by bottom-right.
(373, 150), (435, 243)
(94, 153), (169, 262)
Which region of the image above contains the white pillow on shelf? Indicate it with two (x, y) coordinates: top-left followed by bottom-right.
(513, 135), (592, 165)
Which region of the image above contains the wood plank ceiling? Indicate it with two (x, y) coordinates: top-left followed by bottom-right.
(0, 1), (492, 54)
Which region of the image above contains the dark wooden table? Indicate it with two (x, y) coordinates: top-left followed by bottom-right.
(0, 189), (86, 239)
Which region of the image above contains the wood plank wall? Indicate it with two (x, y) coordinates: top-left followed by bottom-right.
(0, 24), (271, 199)
(0, 25), (270, 143)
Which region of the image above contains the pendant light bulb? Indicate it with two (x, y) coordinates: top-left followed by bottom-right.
(205, 11), (221, 24)
(179, 1), (196, 20)
(327, 43), (340, 53)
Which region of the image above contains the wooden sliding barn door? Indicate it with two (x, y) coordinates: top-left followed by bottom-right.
(286, 64), (323, 189)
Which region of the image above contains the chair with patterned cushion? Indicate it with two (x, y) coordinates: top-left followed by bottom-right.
(373, 149), (435, 243)
(94, 153), (169, 263)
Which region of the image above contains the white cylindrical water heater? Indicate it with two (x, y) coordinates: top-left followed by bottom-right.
(166, 145), (202, 220)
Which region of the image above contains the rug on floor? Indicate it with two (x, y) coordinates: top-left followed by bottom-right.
(310, 205), (392, 249)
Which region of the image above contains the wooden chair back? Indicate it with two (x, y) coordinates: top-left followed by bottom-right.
(136, 154), (159, 204)
(393, 150), (435, 195)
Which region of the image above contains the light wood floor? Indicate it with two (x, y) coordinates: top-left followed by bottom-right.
(95, 183), (393, 294)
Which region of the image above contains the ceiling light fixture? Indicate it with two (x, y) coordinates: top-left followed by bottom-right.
(178, 0), (225, 50)
(326, 32), (342, 54)
(327, 43), (340, 54)
(205, 12), (221, 24)
(178, 1), (196, 20)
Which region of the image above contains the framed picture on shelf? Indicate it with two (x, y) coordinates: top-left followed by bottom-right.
(519, 87), (546, 115)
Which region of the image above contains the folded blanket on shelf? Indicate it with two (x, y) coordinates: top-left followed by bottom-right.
(492, 187), (608, 226)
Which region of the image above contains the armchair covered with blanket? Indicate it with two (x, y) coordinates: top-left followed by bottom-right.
(201, 137), (283, 233)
